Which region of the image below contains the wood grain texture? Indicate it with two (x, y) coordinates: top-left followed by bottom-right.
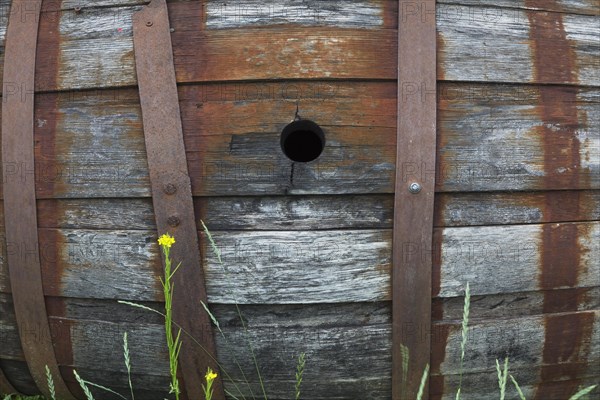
(1, 222), (597, 302)
(433, 287), (600, 322)
(1, 190), (597, 233)
(1, 296), (598, 400)
(204, 0), (388, 29)
(0, 3), (598, 90)
(439, 0), (600, 16)
(1, 82), (597, 198)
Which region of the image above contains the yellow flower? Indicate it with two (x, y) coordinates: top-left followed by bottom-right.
(158, 233), (176, 248)
(205, 368), (217, 382)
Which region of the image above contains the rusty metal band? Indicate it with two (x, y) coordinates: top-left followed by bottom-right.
(132, 1), (225, 399)
(392, 1), (437, 399)
(1, 1), (76, 399)
(0, 367), (17, 394)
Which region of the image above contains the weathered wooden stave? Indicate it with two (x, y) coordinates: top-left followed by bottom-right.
(0, 0), (598, 399)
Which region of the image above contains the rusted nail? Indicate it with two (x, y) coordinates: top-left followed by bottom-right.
(164, 183), (177, 195)
(146, 21), (153, 27)
(167, 216), (181, 227)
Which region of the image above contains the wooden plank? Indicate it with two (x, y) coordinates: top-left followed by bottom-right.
(1, 190), (598, 232)
(204, 0), (390, 29)
(432, 311), (600, 384)
(1, 222), (597, 302)
(1, 297), (597, 399)
(438, 84), (600, 192)
(432, 372), (600, 400)
(1, 82), (597, 198)
(433, 287), (600, 322)
(439, 0), (600, 16)
(435, 191), (600, 227)
(436, 222), (600, 298)
(437, 5), (600, 86)
(0, 4), (598, 91)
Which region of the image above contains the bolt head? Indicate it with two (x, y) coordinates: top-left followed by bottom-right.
(163, 183), (177, 195)
(167, 216), (180, 227)
(408, 182), (422, 194)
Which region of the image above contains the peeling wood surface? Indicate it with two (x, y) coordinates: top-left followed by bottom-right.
(0, 3), (598, 90)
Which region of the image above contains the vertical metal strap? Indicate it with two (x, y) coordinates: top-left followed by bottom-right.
(1, 1), (76, 399)
(132, 1), (225, 399)
(392, 1), (437, 399)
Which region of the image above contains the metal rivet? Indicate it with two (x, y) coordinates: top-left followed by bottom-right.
(408, 182), (422, 194)
(167, 216), (180, 227)
(74, 6), (82, 13)
(164, 183), (177, 195)
(146, 21), (153, 27)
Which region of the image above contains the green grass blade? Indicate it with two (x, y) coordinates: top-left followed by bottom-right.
(400, 344), (409, 400)
(416, 364), (430, 400)
(123, 332), (135, 400)
(510, 375), (526, 400)
(569, 385), (598, 400)
(45, 365), (56, 400)
(83, 380), (129, 400)
(496, 358), (509, 400)
(457, 282), (470, 400)
(74, 370), (96, 400)
(295, 353), (306, 400)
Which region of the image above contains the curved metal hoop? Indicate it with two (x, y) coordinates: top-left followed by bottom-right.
(1, 1), (76, 398)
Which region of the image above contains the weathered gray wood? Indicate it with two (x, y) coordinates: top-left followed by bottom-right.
(438, 84), (600, 192)
(205, 0), (387, 29)
(1, 4), (599, 90)
(202, 229), (391, 304)
(2, 297), (597, 400)
(2, 83), (598, 198)
(435, 191), (600, 227)
(437, 222), (600, 298)
(437, 5), (599, 85)
(1, 190), (597, 233)
(439, 0), (600, 16)
(433, 372), (600, 400)
(1, 222), (597, 302)
(434, 287), (600, 322)
(435, 310), (600, 375)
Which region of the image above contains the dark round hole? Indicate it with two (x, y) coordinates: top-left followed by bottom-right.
(280, 120), (325, 162)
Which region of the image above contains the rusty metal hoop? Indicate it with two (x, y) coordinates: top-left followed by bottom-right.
(392, 1), (437, 399)
(132, 1), (225, 398)
(1, 1), (76, 398)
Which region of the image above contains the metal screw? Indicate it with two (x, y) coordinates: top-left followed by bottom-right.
(74, 6), (82, 13)
(167, 216), (180, 227)
(163, 183), (177, 195)
(146, 21), (153, 27)
(408, 182), (422, 194)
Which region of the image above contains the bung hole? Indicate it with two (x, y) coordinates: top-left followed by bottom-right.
(280, 120), (325, 163)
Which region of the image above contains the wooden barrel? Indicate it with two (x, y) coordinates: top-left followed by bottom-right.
(1, 1), (598, 399)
